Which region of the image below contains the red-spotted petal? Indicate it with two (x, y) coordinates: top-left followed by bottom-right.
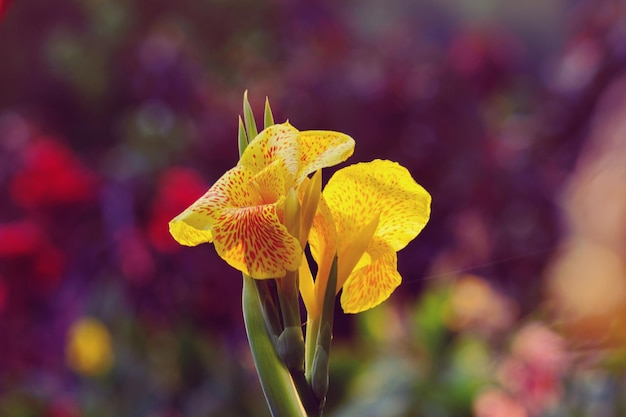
(169, 165), (262, 246)
(212, 202), (301, 278)
(296, 130), (355, 182)
(340, 238), (400, 313)
(240, 123), (300, 182)
(251, 159), (291, 205)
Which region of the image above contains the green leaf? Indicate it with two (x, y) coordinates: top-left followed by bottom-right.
(238, 115), (248, 157)
(264, 96), (275, 129)
(243, 90), (259, 140)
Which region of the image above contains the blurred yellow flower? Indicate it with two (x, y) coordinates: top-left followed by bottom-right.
(66, 317), (114, 376)
(169, 122), (354, 278)
(446, 274), (516, 335)
(304, 159), (431, 314)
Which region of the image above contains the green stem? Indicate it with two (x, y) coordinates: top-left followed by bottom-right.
(242, 274), (308, 417)
(305, 313), (321, 383)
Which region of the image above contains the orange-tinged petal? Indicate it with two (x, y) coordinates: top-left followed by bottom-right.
(307, 195), (338, 311)
(169, 165), (261, 246)
(298, 255), (316, 315)
(337, 214), (379, 289)
(308, 195), (337, 275)
(299, 172), (322, 250)
(212, 201), (301, 278)
(239, 123), (300, 183)
(296, 130), (355, 182)
(323, 159), (431, 252)
(340, 238), (400, 313)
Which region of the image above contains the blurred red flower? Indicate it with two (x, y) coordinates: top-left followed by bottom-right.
(0, 220), (66, 295)
(0, 0), (11, 22)
(10, 137), (98, 208)
(148, 167), (207, 253)
(0, 276), (7, 313)
(0, 220), (43, 257)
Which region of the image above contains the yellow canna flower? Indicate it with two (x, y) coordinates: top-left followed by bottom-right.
(169, 122), (354, 279)
(305, 159), (431, 314)
(66, 317), (114, 376)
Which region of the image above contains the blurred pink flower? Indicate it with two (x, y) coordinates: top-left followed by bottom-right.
(10, 137), (98, 208)
(473, 388), (528, 417)
(497, 322), (568, 415)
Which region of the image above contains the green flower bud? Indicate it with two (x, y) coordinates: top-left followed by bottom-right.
(277, 325), (305, 371)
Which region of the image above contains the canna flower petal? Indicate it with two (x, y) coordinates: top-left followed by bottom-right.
(169, 163), (300, 278)
(211, 200), (301, 278)
(324, 159), (431, 253)
(310, 159), (431, 313)
(340, 238), (400, 313)
(296, 130), (355, 182)
(169, 165), (260, 246)
(240, 123), (355, 186)
(307, 194), (338, 315)
(240, 123), (300, 184)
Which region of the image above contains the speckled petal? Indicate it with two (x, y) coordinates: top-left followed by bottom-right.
(323, 159), (431, 252)
(251, 159), (290, 205)
(340, 238), (400, 314)
(296, 130), (355, 182)
(212, 201), (302, 278)
(239, 123), (300, 181)
(169, 165), (261, 246)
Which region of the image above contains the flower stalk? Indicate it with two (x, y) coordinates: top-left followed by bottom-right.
(242, 274), (308, 417)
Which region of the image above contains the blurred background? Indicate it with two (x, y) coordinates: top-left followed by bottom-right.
(1, 0), (626, 416)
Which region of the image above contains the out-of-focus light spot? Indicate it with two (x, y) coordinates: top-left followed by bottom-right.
(546, 77), (626, 347)
(473, 388), (528, 417)
(549, 39), (602, 95)
(137, 100), (175, 137)
(139, 27), (183, 73)
(66, 317), (114, 377)
(446, 274), (516, 335)
(547, 239), (626, 343)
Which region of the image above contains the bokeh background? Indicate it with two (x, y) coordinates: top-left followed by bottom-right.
(2, 0), (626, 416)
